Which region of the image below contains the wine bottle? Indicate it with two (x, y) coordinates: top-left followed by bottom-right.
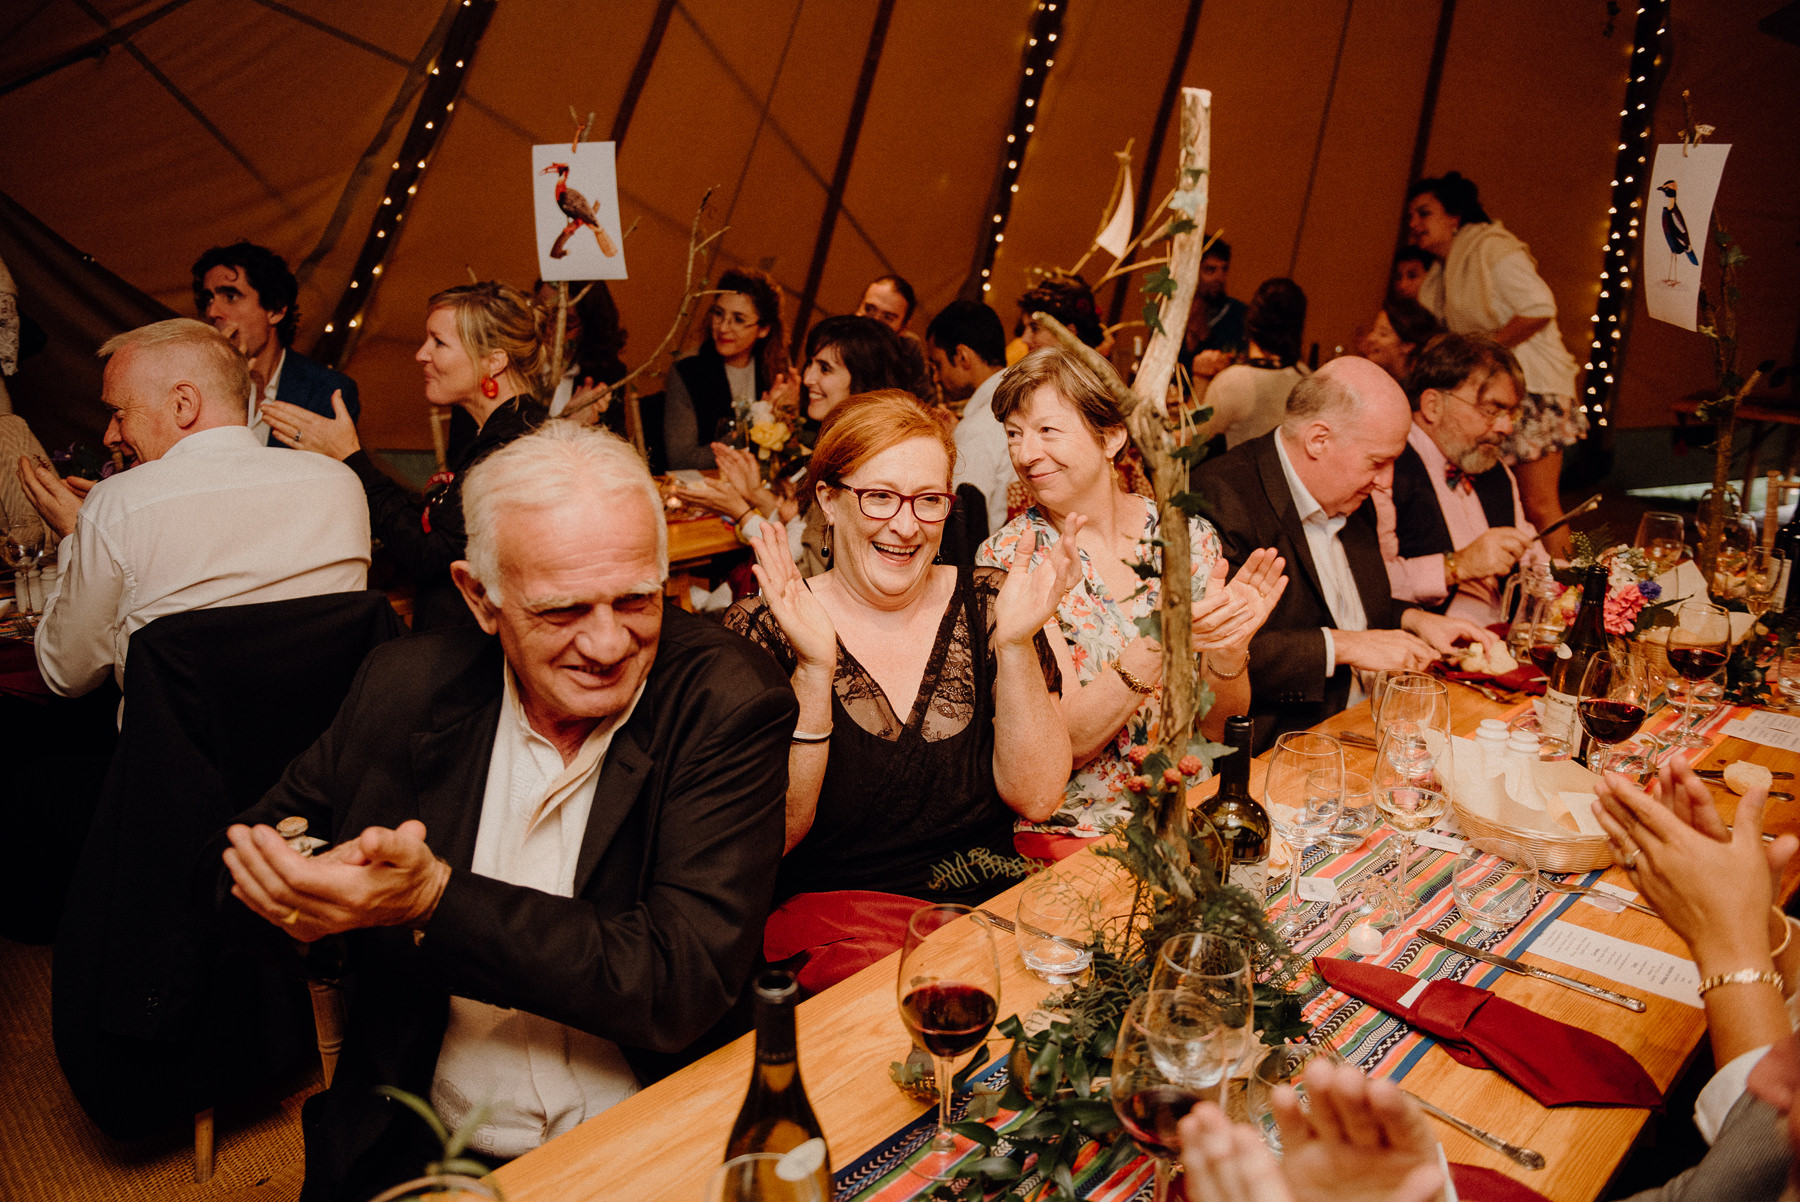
(1774, 501), (1800, 610)
(1200, 715), (1271, 895)
(1541, 563), (1608, 757)
(722, 970), (831, 1195)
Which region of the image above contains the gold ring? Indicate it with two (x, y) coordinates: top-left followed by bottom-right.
(1622, 849), (1639, 871)
(282, 906), (302, 925)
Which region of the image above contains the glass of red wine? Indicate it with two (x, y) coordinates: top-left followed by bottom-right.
(897, 904), (1001, 1181)
(1111, 991), (1210, 1202)
(1665, 600), (1731, 749)
(1578, 645), (1651, 772)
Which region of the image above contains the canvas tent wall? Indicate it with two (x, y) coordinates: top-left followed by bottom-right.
(2, 0), (1794, 453)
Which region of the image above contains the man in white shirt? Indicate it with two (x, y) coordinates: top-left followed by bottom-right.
(218, 422), (795, 1200)
(16, 319), (370, 697)
(926, 300), (1013, 535)
(191, 242), (360, 442)
(1191, 356), (1495, 747)
(1375, 333), (1539, 626)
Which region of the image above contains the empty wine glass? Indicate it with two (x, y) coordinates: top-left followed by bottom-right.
(1111, 992), (1209, 1202)
(1633, 511), (1687, 576)
(2, 522), (46, 617)
(1666, 600), (1731, 749)
(1578, 644), (1651, 772)
(1148, 932), (1255, 1079)
(1363, 679), (1452, 926)
(1262, 732), (1344, 937)
(897, 905), (1001, 1181)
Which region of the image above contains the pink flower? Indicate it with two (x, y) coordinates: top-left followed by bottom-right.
(1126, 746), (1149, 767)
(1126, 775), (1151, 793)
(1178, 755), (1204, 777)
(1163, 767), (1185, 786)
(1603, 586), (1647, 634)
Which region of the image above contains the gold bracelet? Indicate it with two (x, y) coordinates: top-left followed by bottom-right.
(1773, 907), (1794, 959)
(1696, 968), (1785, 997)
(1205, 650), (1250, 681)
(1113, 661), (1157, 695)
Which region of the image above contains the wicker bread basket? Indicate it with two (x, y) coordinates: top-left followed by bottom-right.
(1452, 800), (1613, 872)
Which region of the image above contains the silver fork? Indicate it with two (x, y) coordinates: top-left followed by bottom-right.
(1541, 879), (1660, 918)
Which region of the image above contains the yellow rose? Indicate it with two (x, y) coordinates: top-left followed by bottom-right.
(749, 420), (789, 459)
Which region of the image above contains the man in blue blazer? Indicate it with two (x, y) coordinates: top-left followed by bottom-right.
(192, 242), (360, 444)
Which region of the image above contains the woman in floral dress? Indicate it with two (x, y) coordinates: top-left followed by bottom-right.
(978, 348), (1286, 840)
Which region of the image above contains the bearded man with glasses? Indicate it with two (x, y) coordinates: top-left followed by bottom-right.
(1376, 332), (1544, 626)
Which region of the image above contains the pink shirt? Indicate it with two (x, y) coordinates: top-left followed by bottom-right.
(1376, 424), (1539, 626)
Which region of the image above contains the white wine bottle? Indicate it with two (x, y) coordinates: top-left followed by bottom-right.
(1201, 715), (1271, 895)
(721, 970), (831, 1197)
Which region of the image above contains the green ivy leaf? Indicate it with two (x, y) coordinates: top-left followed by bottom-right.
(1144, 265), (1177, 297)
(1143, 302), (1166, 338)
(1166, 217), (1198, 237)
(971, 1156), (1023, 1181)
(948, 1120), (1002, 1147)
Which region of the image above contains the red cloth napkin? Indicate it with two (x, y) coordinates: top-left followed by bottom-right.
(762, 889), (931, 996)
(1316, 956), (1662, 1109)
(1450, 1163), (1553, 1202)
(1435, 661), (1546, 697)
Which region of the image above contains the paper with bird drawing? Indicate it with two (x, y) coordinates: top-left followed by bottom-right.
(1644, 143), (1729, 331)
(533, 142), (628, 281)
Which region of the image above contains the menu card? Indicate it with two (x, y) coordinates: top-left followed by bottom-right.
(1720, 711), (1800, 755)
(1528, 921), (1701, 1007)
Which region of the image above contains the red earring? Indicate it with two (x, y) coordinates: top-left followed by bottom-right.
(480, 376), (500, 399)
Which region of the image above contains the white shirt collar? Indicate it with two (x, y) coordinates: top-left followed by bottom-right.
(1273, 430), (1342, 532)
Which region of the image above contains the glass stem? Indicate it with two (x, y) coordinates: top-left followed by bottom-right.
(1396, 835), (1415, 901)
(933, 1054), (955, 1150)
(1152, 1156), (1171, 1202)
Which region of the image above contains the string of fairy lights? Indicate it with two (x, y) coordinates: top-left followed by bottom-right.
(974, 0), (1069, 297)
(1583, 0), (1669, 429)
(312, 0), (496, 368)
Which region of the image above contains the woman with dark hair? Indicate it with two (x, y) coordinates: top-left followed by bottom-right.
(1017, 273), (1104, 352)
(679, 315), (915, 574)
(260, 280), (548, 629)
(531, 278), (628, 428)
(1356, 295), (1442, 382)
(1200, 277), (1310, 449)
(1389, 246), (1435, 302)
(725, 389), (1078, 904)
(662, 266), (789, 469)
(1406, 171), (1585, 551)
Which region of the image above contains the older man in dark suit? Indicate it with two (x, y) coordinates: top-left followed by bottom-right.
(1191, 356), (1494, 749)
(219, 422), (795, 1200)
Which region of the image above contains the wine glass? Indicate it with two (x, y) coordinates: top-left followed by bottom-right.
(897, 904), (1001, 1181)
(1147, 932), (1255, 1080)
(1745, 549), (1785, 620)
(1633, 511), (1687, 576)
(1111, 991), (1211, 1202)
(1262, 732), (1344, 938)
(1779, 646), (1800, 710)
(1363, 678), (1452, 926)
(2, 522), (46, 616)
(1577, 644), (1651, 772)
(1665, 600), (1731, 749)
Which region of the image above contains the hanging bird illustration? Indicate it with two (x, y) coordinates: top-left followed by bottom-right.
(541, 162), (618, 259)
(1657, 179), (1698, 285)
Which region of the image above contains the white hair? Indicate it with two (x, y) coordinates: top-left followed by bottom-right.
(461, 420), (668, 603)
(99, 318), (251, 418)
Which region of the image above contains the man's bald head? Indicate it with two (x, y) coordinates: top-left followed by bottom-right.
(1279, 355), (1413, 517)
(97, 319), (251, 463)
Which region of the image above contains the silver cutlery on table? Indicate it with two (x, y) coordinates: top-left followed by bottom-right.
(1336, 731), (1379, 750)
(1417, 929), (1647, 1012)
(1696, 767), (1793, 780)
(972, 907), (1093, 953)
(1539, 879), (1661, 918)
(1441, 674), (1509, 703)
(1402, 1089), (1547, 1170)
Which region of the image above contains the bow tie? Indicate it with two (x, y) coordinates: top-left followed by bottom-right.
(1444, 462), (1478, 493)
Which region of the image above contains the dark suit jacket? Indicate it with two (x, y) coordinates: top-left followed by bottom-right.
(277, 349), (361, 433)
(1389, 441), (1520, 615)
(1191, 429), (1402, 750)
(222, 611), (796, 1200)
(1620, 1091), (1789, 1202)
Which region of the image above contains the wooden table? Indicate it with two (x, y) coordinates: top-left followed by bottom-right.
(491, 692), (1800, 1201)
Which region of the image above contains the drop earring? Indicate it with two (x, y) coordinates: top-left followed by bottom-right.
(480, 376), (500, 399)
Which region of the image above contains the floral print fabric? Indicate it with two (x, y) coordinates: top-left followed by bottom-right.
(977, 495), (1221, 836)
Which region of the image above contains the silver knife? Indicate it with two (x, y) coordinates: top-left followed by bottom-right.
(1418, 929), (1647, 1012)
(1697, 768), (1794, 780)
(1402, 1090), (1547, 1170)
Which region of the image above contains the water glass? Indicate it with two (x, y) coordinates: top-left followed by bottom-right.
(1243, 1042), (1340, 1152)
(1325, 771), (1375, 850)
(1779, 647), (1800, 709)
(1015, 872), (1098, 985)
(1451, 841), (1541, 932)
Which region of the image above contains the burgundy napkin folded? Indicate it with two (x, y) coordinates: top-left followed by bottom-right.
(1316, 956), (1662, 1109)
(1450, 1163), (1553, 1202)
(1435, 661), (1546, 697)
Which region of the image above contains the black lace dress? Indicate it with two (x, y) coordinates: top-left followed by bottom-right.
(724, 566), (1060, 905)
